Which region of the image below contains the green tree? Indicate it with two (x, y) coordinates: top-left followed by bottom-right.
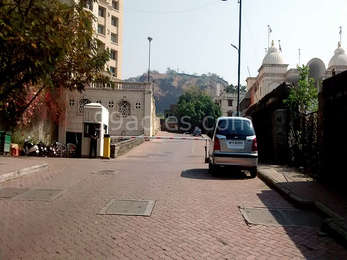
(225, 84), (247, 95)
(284, 65), (318, 167)
(0, 0), (110, 129)
(175, 87), (221, 131)
(284, 65), (318, 114)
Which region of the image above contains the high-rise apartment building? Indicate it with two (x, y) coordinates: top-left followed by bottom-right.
(84, 0), (123, 79)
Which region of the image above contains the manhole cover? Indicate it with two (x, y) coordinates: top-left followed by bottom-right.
(98, 199), (155, 216)
(239, 207), (322, 227)
(14, 189), (64, 201)
(0, 188), (29, 199)
(91, 170), (118, 175)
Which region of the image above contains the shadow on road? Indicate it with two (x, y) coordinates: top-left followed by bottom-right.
(181, 168), (251, 180)
(255, 189), (340, 258)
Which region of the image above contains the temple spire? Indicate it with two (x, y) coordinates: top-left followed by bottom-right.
(267, 25), (272, 48)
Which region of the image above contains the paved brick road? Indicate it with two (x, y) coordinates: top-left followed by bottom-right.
(0, 133), (346, 259)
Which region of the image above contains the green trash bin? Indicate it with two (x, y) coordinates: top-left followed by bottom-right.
(0, 131), (11, 155)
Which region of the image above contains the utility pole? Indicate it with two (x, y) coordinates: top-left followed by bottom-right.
(147, 37), (153, 83)
(236, 0), (242, 116)
(222, 0), (242, 116)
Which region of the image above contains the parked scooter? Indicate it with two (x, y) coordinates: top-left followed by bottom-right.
(50, 141), (66, 157)
(37, 141), (48, 157)
(47, 143), (57, 157)
(23, 137), (39, 156)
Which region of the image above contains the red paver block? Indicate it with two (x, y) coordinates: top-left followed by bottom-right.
(0, 136), (346, 259)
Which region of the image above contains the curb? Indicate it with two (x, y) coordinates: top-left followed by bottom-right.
(257, 168), (314, 208)
(257, 167), (347, 247)
(0, 163), (48, 184)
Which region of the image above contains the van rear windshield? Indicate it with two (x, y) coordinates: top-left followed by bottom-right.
(216, 119), (255, 136)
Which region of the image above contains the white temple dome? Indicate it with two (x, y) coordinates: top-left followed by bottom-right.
(328, 42), (347, 68)
(262, 40), (285, 65)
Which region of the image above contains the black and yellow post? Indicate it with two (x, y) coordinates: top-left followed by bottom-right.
(103, 134), (111, 159)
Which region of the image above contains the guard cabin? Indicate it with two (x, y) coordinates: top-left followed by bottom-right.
(82, 103), (109, 158)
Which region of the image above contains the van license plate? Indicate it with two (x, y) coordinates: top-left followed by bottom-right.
(227, 140), (244, 149)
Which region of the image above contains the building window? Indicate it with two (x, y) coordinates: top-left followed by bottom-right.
(79, 98), (91, 113)
(96, 100), (102, 104)
(84, 0), (93, 11)
(109, 101), (114, 108)
(98, 6), (105, 17)
(111, 33), (118, 44)
(69, 99), (75, 106)
(112, 0), (119, 10)
(110, 66), (116, 77)
(97, 41), (105, 50)
(136, 102), (141, 109)
(119, 100), (131, 117)
(111, 16), (118, 27)
(228, 99), (233, 107)
(110, 49), (117, 60)
(97, 24), (105, 35)
(97, 41), (106, 55)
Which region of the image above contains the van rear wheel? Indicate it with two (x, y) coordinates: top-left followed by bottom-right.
(250, 167), (257, 178)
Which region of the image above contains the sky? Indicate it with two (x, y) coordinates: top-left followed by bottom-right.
(122, 0), (347, 85)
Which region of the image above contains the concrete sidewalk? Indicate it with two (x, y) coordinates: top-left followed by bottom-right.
(258, 164), (347, 246)
(0, 157), (48, 184)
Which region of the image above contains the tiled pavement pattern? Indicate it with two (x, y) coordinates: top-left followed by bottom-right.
(0, 157), (46, 177)
(0, 133), (346, 259)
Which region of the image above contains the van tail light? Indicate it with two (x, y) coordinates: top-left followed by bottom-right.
(213, 137), (221, 151)
(252, 138), (258, 152)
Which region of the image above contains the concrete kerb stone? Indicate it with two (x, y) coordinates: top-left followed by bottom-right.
(315, 201), (344, 221)
(257, 166), (347, 247)
(322, 218), (347, 247)
(0, 163), (48, 184)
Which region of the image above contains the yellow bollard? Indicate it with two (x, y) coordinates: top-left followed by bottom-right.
(103, 134), (111, 159)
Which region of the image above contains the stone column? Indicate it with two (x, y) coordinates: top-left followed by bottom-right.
(143, 84), (153, 136)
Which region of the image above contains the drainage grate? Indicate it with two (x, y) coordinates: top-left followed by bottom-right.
(98, 199), (155, 216)
(0, 188), (29, 199)
(239, 207), (322, 227)
(14, 189), (64, 201)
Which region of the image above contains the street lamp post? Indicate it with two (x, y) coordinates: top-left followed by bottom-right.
(147, 37), (153, 83)
(222, 0), (242, 116)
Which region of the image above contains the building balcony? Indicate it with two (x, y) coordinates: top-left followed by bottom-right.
(89, 78), (151, 91)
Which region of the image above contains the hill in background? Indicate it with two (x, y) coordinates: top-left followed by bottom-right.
(125, 69), (229, 113)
